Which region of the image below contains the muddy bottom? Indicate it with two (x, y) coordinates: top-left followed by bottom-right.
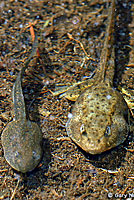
(0, 0), (134, 199)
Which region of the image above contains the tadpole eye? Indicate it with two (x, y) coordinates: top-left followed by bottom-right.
(82, 131), (88, 137)
(104, 126), (111, 137)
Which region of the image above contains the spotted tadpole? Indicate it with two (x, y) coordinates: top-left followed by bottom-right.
(54, 0), (130, 154)
(1, 37), (42, 173)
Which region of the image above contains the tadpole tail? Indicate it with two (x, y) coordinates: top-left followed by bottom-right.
(98, 0), (116, 85)
(22, 33), (39, 74)
(13, 33), (39, 121)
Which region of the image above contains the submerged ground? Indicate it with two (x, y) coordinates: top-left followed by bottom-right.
(0, 0), (134, 199)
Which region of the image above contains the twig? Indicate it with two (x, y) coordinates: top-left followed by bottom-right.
(10, 179), (20, 200)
